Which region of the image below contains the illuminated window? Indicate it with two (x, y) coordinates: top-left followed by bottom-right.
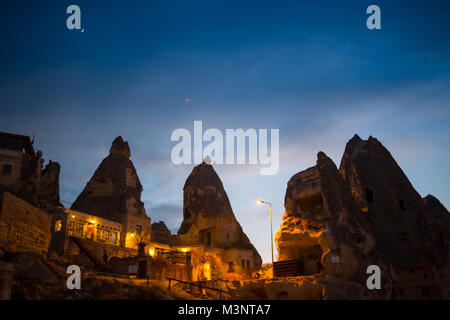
(111, 232), (117, 245)
(2, 164), (12, 175)
(136, 225), (142, 236)
(76, 223), (83, 237)
(54, 220), (62, 232)
(68, 221), (74, 236)
(85, 227), (93, 240)
(103, 230), (109, 241)
(96, 228), (102, 241)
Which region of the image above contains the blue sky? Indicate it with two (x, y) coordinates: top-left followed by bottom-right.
(1, 0), (449, 263)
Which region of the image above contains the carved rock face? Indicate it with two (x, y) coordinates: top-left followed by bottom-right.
(277, 152), (386, 287)
(71, 136), (146, 222)
(179, 162), (234, 234)
(276, 135), (450, 299)
(177, 162), (262, 269)
(339, 135), (449, 268)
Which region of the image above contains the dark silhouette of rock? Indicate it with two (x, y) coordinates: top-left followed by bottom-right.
(109, 136), (131, 158)
(277, 151), (393, 299)
(179, 162), (235, 234)
(151, 221), (172, 244)
(339, 135), (449, 269)
(12, 253), (59, 285)
(39, 160), (62, 209)
(71, 136), (147, 223)
(276, 135), (449, 299)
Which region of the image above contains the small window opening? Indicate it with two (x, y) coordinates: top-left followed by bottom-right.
(2, 164), (12, 175)
(136, 225), (142, 236)
(365, 188), (374, 203)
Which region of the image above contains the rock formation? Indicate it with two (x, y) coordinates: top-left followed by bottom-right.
(276, 151), (392, 299)
(71, 136), (151, 249)
(38, 160), (62, 210)
(8, 150), (61, 212)
(174, 162), (262, 277)
(275, 135), (449, 299)
(151, 221), (172, 244)
(339, 135), (449, 268)
(71, 136), (147, 223)
(178, 162), (235, 234)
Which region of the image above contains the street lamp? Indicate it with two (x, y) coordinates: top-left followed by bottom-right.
(256, 199), (274, 276)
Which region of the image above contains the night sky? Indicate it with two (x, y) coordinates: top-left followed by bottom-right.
(1, 0), (449, 263)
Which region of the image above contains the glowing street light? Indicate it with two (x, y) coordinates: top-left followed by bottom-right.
(257, 199), (274, 277)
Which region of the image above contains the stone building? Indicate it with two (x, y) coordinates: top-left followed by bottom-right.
(49, 208), (130, 263)
(0, 191), (52, 256)
(275, 135), (450, 299)
(0, 132), (35, 188)
(0, 132), (61, 211)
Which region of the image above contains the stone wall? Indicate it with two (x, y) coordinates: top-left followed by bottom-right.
(0, 191), (51, 256)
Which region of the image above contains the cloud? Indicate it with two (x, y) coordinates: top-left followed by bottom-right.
(145, 202), (183, 233)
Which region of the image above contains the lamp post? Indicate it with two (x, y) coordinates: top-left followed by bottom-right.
(256, 199), (274, 277)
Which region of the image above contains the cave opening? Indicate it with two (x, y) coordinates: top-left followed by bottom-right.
(365, 188), (374, 203)
(296, 244), (323, 275)
(297, 192), (324, 214)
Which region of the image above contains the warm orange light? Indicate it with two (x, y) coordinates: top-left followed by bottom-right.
(90, 220), (95, 224)
(71, 215), (75, 218)
(131, 233), (135, 237)
(256, 200), (263, 205)
(182, 248), (187, 252)
(203, 263), (211, 280)
(149, 249), (155, 256)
